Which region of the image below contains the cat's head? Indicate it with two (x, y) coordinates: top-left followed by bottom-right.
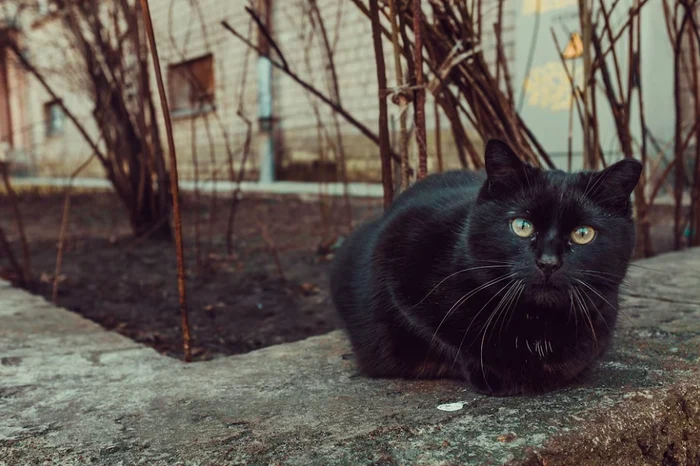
(467, 139), (642, 311)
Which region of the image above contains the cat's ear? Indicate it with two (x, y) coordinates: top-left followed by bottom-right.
(587, 158), (642, 209)
(484, 139), (532, 191)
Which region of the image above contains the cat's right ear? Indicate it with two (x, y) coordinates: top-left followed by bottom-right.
(484, 139), (531, 192)
(586, 158), (642, 212)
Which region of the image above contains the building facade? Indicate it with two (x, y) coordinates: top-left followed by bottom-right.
(0, 0), (687, 184)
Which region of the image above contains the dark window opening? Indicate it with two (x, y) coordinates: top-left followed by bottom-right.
(44, 100), (65, 137)
(167, 54), (215, 117)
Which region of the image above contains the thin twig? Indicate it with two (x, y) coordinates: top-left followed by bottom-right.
(254, 210), (286, 281)
(5, 38), (107, 167)
(225, 19), (254, 256)
(630, 0), (652, 256)
(53, 151), (98, 303)
(308, 0), (353, 228)
(221, 19), (408, 171)
(692, 34), (700, 246)
(202, 114), (218, 258)
(412, 0), (428, 180)
(0, 224), (25, 287)
(140, 0), (191, 362)
(494, 0), (515, 105)
(0, 163), (30, 285)
(244, 5), (289, 70)
(225, 111), (254, 255)
(369, 0), (394, 208)
(434, 98), (444, 172)
(579, 0), (594, 168)
(190, 107), (202, 270)
(388, 0), (411, 190)
(672, 8), (690, 249)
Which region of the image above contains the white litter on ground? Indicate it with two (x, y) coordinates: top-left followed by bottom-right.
(437, 401), (467, 412)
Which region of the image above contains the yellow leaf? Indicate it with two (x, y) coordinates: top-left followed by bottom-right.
(562, 32), (584, 60)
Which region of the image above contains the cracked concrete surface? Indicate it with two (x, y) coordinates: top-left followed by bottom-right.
(1, 249), (700, 465)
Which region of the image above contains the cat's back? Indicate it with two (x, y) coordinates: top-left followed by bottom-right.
(386, 169), (485, 216)
(330, 169), (485, 373)
(334, 169), (484, 275)
(330, 169), (484, 322)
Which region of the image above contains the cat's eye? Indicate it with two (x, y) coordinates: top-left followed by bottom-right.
(511, 218), (534, 238)
(571, 226), (596, 245)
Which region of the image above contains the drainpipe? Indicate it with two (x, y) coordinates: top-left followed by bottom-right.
(257, 0), (275, 183)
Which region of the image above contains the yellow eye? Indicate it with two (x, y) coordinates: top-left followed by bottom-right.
(571, 226), (596, 245)
(511, 218), (534, 238)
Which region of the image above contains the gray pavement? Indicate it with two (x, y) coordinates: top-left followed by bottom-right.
(1, 249), (700, 465)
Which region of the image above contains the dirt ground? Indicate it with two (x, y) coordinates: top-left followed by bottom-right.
(0, 189), (381, 361)
(0, 187), (686, 361)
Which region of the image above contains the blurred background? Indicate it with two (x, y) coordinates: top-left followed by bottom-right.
(1, 0), (698, 361)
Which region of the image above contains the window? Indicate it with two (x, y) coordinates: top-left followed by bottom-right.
(168, 54), (215, 117)
(44, 100), (65, 137)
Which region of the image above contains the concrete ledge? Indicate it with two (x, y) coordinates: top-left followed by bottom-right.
(1, 250), (700, 465)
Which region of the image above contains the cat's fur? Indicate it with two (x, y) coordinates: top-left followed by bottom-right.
(330, 139), (642, 396)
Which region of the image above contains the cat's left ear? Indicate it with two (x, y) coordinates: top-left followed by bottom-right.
(588, 158), (643, 209)
(484, 139), (533, 192)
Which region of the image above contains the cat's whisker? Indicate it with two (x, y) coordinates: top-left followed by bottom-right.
(571, 286), (598, 347)
(576, 278), (653, 355)
(428, 272), (517, 349)
(497, 279), (525, 344)
(575, 278), (616, 312)
(504, 280), (526, 331)
(568, 287), (579, 329)
(472, 259), (517, 265)
(486, 280), (520, 345)
(583, 166), (612, 199)
(477, 280), (520, 386)
(582, 172), (594, 198)
(449, 278), (516, 372)
(567, 287), (572, 324)
(577, 285), (613, 334)
(627, 263), (665, 273)
(580, 272), (633, 291)
(573, 286), (597, 350)
(580, 269), (626, 279)
(593, 194), (631, 206)
(580, 270), (632, 286)
(412, 265), (512, 309)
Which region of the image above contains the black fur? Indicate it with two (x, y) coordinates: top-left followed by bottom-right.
(330, 139), (642, 396)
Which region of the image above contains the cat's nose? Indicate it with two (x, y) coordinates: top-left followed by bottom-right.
(536, 254), (561, 278)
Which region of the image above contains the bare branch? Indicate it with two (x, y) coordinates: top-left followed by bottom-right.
(369, 0), (394, 208)
(140, 0), (191, 362)
(221, 19), (408, 171)
(412, 0), (428, 180)
(0, 162), (30, 285)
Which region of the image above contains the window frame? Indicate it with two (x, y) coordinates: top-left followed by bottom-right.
(167, 53), (216, 119)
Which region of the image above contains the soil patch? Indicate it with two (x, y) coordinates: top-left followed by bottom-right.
(0, 190), (380, 361)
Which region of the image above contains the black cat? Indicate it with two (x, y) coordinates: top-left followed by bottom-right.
(330, 139), (642, 396)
